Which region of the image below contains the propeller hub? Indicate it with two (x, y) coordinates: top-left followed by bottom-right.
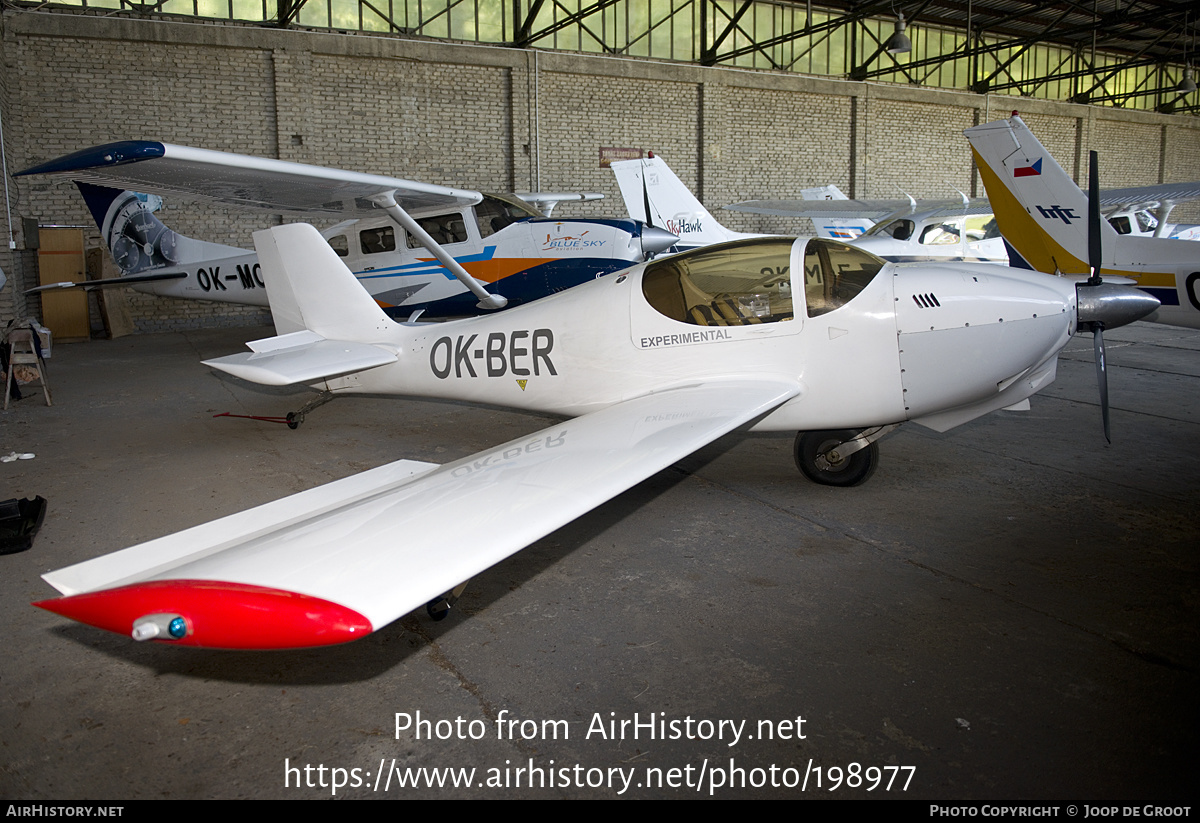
(640, 225), (680, 256)
(1076, 282), (1160, 333)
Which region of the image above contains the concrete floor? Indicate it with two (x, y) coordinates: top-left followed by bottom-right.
(1, 322), (1196, 800)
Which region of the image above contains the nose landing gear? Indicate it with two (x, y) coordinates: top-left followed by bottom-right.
(793, 425), (898, 487)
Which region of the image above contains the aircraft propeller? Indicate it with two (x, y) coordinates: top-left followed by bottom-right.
(634, 156), (682, 259)
(1072, 150), (1161, 442)
(642, 158), (656, 231)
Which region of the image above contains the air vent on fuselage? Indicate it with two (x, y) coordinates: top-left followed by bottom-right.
(912, 293), (941, 308)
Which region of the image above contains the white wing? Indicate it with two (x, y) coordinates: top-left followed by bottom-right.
(726, 198), (992, 220)
(36, 378), (800, 649)
(1096, 181), (1200, 211)
(18, 140), (481, 217)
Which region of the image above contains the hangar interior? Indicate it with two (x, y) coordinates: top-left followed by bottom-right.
(1, 0), (1197, 800)
(2, 1), (1200, 331)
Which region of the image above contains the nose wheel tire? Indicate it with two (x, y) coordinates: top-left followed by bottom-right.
(794, 430), (879, 487)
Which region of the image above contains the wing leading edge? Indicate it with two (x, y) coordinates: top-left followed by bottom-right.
(36, 378), (800, 649)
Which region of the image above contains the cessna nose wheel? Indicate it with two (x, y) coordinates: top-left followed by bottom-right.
(794, 429), (880, 487)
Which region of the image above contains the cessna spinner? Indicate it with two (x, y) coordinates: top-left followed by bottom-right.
(965, 116), (1200, 330)
(18, 142), (677, 317)
(33, 218), (1157, 649)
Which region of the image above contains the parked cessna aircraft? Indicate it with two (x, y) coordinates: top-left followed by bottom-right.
(18, 142), (678, 317)
(731, 191), (1200, 258)
(728, 194), (1010, 265)
(1106, 204), (1200, 241)
(34, 217), (1157, 648)
(611, 154), (1009, 264)
(965, 116), (1200, 330)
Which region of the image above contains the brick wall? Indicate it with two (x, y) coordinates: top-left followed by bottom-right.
(2, 11), (1199, 334)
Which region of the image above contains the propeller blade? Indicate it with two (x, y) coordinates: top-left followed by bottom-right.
(641, 161), (655, 230)
(1088, 150), (1102, 284)
(1094, 326), (1111, 444)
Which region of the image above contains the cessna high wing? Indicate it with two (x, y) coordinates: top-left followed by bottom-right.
(34, 220), (1157, 649)
(18, 142), (677, 316)
(965, 116), (1200, 330)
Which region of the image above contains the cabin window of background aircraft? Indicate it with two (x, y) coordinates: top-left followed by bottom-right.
(872, 219), (916, 242)
(327, 234), (350, 257)
(919, 224), (962, 246)
(407, 214), (470, 247)
(476, 195), (540, 239)
(361, 226), (397, 254)
(39, 0), (1187, 113)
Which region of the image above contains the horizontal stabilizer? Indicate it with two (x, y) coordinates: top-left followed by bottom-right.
(204, 331), (397, 386)
(25, 271), (187, 294)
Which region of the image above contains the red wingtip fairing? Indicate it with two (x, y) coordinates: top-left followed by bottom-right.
(34, 579), (373, 649)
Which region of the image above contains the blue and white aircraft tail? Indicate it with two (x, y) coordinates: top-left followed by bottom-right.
(77, 182), (247, 276)
(964, 115), (1200, 329)
(797, 184), (876, 240)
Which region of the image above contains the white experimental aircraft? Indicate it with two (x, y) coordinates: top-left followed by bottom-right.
(19, 142), (678, 317)
(965, 116), (1200, 330)
(34, 217), (1157, 648)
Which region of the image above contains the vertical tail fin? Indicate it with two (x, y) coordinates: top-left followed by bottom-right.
(964, 117), (1117, 275)
(798, 184), (875, 240)
(253, 223), (394, 339)
(202, 223), (398, 386)
(75, 182), (246, 275)
(610, 156), (742, 247)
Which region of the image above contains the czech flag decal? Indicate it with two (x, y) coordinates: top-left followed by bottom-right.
(1014, 158), (1043, 178)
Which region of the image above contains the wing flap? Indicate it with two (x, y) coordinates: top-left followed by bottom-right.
(37, 379), (799, 647)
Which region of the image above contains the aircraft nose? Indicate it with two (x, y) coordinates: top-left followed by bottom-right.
(1076, 281), (1160, 332)
(639, 226), (679, 256)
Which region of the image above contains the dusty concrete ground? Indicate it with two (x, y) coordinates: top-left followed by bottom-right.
(1, 322), (1196, 800)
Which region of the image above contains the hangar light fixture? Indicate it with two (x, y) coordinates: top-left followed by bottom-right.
(1178, 67), (1197, 94)
(885, 12), (912, 55)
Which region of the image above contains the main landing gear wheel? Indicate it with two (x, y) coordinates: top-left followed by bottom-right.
(285, 391), (336, 430)
(425, 581), (470, 621)
(794, 430), (879, 487)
